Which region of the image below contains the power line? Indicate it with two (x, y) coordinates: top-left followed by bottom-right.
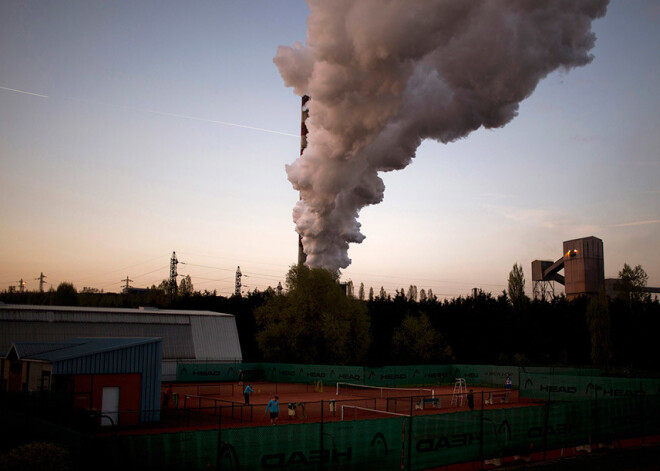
(72, 254), (170, 284)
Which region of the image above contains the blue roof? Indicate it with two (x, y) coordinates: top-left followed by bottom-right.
(9, 337), (161, 363)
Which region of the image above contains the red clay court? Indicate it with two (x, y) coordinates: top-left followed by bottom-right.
(154, 380), (537, 432)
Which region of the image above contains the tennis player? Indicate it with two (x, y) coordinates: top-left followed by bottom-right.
(244, 384), (255, 404)
(266, 396), (280, 425)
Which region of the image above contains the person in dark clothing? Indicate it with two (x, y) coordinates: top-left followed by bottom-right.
(467, 389), (474, 410)
(244, 384), (255, 404)
(266, 396), (280, 425)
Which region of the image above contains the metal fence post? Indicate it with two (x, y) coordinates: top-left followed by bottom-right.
(593, 387), (599, 446)
(217, 405), (223, 471)
(542, 389), (551, 461)
(638, 394), (645, 445)
(480, 392), (484, 470)
(407, 396), (413, 471)
(320, 400), (324, 471)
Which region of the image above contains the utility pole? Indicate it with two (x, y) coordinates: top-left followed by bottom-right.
(122, 276), (133, 293)
(35, 272), (47, 292)
(235, 266), (242, 297)
(169, 252), (179, 299)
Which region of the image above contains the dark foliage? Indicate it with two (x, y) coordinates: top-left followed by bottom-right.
(2, 285), (658, 371)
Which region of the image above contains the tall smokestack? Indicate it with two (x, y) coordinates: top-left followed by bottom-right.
(297, 95), (310, 267)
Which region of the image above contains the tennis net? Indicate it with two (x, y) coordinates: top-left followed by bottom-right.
(341, 405), (410, 421)
(335, 382), (434, 399)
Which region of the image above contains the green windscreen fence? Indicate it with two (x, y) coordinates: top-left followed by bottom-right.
(363, 365), (454, 387)
(220, 418), (406, 470)
(91, 394), (659, 471)
(175, 363), (604, 388)
(521, 366), (601, 376)
(262, 363), (364, 385)
(520, 373), (660, 401)
(176, 362), (262, 383)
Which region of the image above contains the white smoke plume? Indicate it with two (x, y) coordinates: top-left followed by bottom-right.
(275, 0), (608, 273)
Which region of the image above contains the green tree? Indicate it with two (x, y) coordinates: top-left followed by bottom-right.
(345, 280), (354, 297)
(156, 279), (171, 295)
(586, 290), (612, 368)
(54, 282), (78, 306)
(179, 275), (194, 297)
(392, 313), (453, 364)
(358, 282), (365, 301)
(507, 263), (527, 307)
(407, 285), (418, 302)
(255, 265), (370, 364)
(616, 263), (648, 302)
(368, 286), (374, 301)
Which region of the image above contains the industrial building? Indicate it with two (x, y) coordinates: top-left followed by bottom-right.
(0, 304), (242, 381)
(2, 337), (162, 425)
(532, 236), (659, 300)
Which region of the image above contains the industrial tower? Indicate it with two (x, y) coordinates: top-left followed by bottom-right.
(35, 272), (47, 292)
(297, 95), (309, 267)
(169, 251), (178, 298)
(235, 266), (242, 297)
(532, 236), (604, 300)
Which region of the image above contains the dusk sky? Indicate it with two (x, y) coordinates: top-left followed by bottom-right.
(1, 1), (658, 298)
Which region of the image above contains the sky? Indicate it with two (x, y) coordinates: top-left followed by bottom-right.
(1, 0), (658, 298)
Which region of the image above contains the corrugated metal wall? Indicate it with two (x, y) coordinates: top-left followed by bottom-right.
(0, 306), (242, 371)
(190, 316), (242, 362)
(53, 339), (162, 422)
(1, 321), (194, 359)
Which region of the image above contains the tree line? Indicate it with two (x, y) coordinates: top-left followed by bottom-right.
(2, 263), (657, 374)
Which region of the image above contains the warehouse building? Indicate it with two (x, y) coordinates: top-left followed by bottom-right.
(0, 304), (242, 381)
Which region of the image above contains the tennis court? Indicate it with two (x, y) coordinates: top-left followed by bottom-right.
(159, 380), (534, 430)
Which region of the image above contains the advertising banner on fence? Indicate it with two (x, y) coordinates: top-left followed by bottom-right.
(363, 365), (454, 387)
(94, 394), (659, 470)
(520, 373), (660, 400)
(263, 363), (364, 384)
(176, 362), (262, 382)
(220, 418), (405, 470)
